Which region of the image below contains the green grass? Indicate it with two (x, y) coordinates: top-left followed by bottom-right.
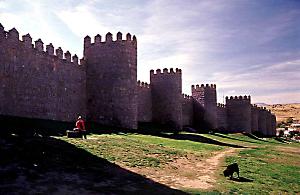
(196, 133), (300, 194)
(56, 132), (300, 194)
(1, 129), (299, 194)
(57, 132), (300, 194)
(216, 147), (300, 194)
(58, 133), (223, 168)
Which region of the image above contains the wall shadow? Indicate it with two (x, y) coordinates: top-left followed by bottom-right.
(212, 133), (265, 144)
(0, 115), (73, 136)
(154, 133), (246, 148)
(274, 137), (290, 143)
(0, 115), (133, 137)
(0, 134), (186, 194)
(243, 133), (267, 141)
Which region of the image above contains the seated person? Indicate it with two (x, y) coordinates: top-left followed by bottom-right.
(73, 116), (87, 139)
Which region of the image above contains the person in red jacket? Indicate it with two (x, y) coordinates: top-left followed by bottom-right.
(74, 116), (87, 139)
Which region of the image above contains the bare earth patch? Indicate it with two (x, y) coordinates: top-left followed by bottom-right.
(266, 146), (300, 166)
(127, 148), (238, 190)
(275, 146), (300, 155)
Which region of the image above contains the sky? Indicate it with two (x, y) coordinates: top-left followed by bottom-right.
(0, 0), (299, 104)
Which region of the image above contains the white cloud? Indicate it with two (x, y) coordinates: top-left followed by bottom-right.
(56, 3), (110, 38)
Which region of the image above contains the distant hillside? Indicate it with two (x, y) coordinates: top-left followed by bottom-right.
(266, 103), (300, 123)
(255, 103), (270, 107)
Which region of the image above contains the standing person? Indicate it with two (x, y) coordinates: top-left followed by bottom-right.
(74, 116), (87, 139)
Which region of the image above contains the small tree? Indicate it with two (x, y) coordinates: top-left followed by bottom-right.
(286, 117), (294, 124)
(277, 121), (286, 128)
(278, 130), (284, 137)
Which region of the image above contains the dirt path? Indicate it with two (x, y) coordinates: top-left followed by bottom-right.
(127, 148), (239, 190)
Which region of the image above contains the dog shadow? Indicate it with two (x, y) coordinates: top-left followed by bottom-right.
(231, 177), (254, 182)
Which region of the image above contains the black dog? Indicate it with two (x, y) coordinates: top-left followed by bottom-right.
(223, 163), (239, 179)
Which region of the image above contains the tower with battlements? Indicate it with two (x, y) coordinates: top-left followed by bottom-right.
(182, 94), (193, 127)
(226, 95), (252, 133)
(271, 114), (276, 136)
(0, 22), (277, 134)
(217, 103), (227, 131)
(137, 81), (152, 123)
(191, 84), (217, 129)
(251, 105), (259, 133)
(84, 32), (138, 129)
(266, 109), (272, 136)
(150, 68), (182, 130)
(258, 107), (267, 135)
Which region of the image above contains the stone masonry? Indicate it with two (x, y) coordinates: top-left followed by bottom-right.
(0, 26), (85, 122)
(251, 105), (259, 132)
(0, 23), (277, 135)
(217, 103), (227, 131)
(182, 94), (193, 127)
(84, 32), (137, 129)
(137, 81), (152, 123)
(226, 96), (252, 133)
(150, 68), (182, 130)
(191, 84), (217, 129)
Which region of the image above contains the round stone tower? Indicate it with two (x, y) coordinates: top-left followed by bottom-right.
(258, 107), (267, 136)
(191, 84), (217, 130)
(226, 95), (252, 133)
(84, 32), (137, 129)
(150, 68), (182, 130)
(251, 104), (259, 133)
(266, 110), (272, 136)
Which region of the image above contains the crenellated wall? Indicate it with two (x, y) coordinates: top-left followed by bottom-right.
(271, 114), (277, 136)
(258, 107), (267, 135)
(0, 26), (86, 122)
(191, 84), (217, 129)
(137, 81), (152, 122)
(226, 95), (252, 133)
(217, 103), (227, 131)
(182, 94), (193, 126)
(150, 68), (182, 130)
(251, 105), (259, 133)
(0, 22), (277, 134)
(84, 32), (138, 129)
(265, 109), (273, 136)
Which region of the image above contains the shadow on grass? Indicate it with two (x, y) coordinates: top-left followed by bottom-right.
(0, 134), (186, 195)
(212, 133), (265, 144)
(231, 177), (254, 182)
(156, 133), (246, 148)
(274, 137), (291, 143)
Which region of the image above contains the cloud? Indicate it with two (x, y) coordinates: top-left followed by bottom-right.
(213, 59), (300, 104)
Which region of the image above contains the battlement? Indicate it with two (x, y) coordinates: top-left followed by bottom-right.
(137, 80), (150, 88)
(84, 32), (137, 48)
(217, 103), (226, 108)
(0, 22), (277, 134)
(182, 94), (192, 100)
(225, 95), (251, 101)
(256, 106), (269, 112)
(150, 68), (182, 76)
(0, 24), (84, 66)
(191, 84), (216, 92)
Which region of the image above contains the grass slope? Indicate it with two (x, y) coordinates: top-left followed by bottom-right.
(58, 133), (224, 168)
(1, 132), (299, 194)
(203, 133), (300, 194)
